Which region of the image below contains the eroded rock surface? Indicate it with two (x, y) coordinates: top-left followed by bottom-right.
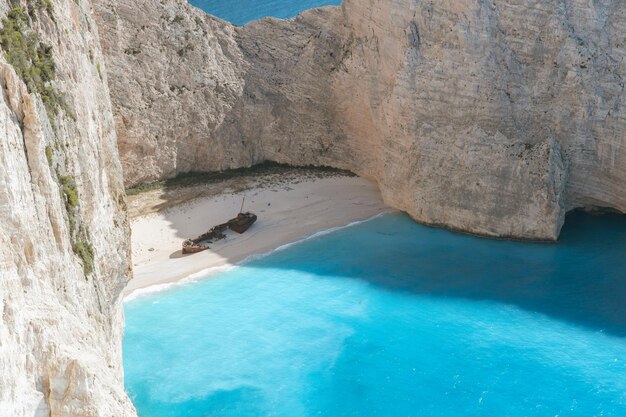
(94, 0), (247, 185)
(96, 0), (626, 240)
(0, 1), (135, 415)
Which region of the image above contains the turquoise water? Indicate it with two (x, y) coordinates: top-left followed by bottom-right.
(190, 0), (342, 26)
(124, 211), (626, 416)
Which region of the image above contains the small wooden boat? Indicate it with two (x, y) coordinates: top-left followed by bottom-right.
(227, 212), (257, 233)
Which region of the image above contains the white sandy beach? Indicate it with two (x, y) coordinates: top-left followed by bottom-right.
(126, 176), (391, 298)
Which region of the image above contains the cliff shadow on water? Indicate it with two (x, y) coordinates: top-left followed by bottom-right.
(165, 205), (626, 338)
(271, 209), (626, 338)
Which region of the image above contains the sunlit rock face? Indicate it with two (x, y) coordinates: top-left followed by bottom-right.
(96, 0), (625, 240)
(0, 1), (135, 415)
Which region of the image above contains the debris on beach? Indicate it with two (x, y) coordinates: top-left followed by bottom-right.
(181, 223), (228, 254)
(182, 197), (257, 254)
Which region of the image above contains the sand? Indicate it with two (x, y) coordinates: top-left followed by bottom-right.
(126, 175), (391, 299)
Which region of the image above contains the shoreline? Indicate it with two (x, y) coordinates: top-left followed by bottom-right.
(124, 212), (388, 302)
(126, 175), (391, 300)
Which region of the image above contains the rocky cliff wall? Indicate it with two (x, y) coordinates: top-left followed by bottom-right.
(0, 1), (135, 415)
(94, 0), (248, 185)
(96, 0), (626, 240)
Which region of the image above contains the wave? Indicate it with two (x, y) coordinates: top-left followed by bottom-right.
(123, 264), (237, 302)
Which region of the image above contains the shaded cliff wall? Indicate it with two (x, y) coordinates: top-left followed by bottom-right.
(93, 0), (248, 185)
(96, 0), (626, 240)
(0, 1), (135, 415)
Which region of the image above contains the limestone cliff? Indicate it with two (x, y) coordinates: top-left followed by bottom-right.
(96, 0), (626, 240)
(0, 1), (135, 415)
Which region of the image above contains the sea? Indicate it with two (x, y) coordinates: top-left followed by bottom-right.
(124, 211), (626, 416)
(189, 0), (342, 26)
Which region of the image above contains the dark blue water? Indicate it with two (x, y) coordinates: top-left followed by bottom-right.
(189, 0), (342, 26)
(124, 211), (626, 416)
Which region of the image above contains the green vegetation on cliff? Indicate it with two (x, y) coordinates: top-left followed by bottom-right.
(58, 174), (78, 209)
(73, 238), (95, 275)
(0, 6), (72, 122)
(45, 149), (95, 276)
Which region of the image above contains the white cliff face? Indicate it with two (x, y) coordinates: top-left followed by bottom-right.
(0, 1), (135, 416)
(331, 0), (625, 239)
(96, 0), (626, 240)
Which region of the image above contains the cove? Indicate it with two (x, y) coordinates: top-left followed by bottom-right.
(189, 0), (342, 26)
(124, 211), (626, 416)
